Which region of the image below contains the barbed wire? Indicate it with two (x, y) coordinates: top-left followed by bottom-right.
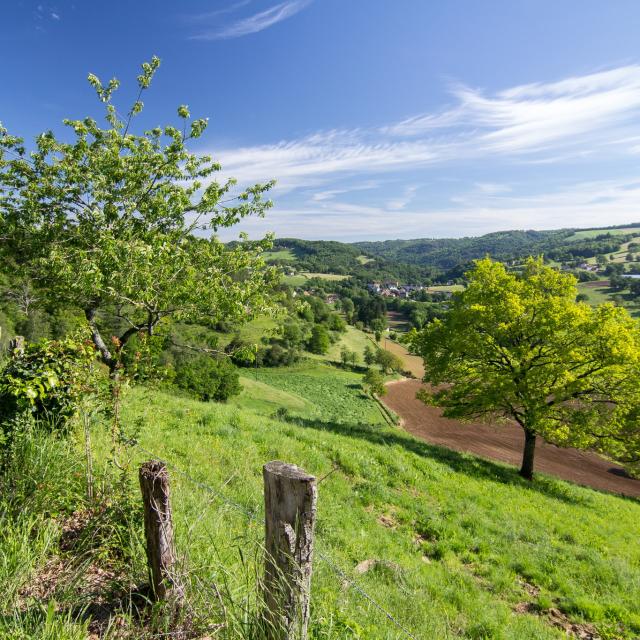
(132, 441), (258, 519)
(130, 440), (422, 640)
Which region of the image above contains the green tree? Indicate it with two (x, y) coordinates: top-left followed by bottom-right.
(409, 257), (640, 480)
(363, 344), (376, 366)
(375, 349), (404, 374)
(341, 297), (355, 323)
(340, 346), (358, 368)
(307, 325), (330, 355)
(609, 274), (628, 291)
(174, 355), (241, 402)
(362, 368), (386, 397)
(0, 58), (279, 374)
(370, 317), (387, 333)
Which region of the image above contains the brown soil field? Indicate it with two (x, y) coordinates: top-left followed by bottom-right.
(383, 379), (640, 498)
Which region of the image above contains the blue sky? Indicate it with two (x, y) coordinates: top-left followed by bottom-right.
(4, 1), (640, 241)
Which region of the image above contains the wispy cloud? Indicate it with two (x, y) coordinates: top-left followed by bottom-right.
(386, 185), (418, 211)
(214, 65), (640, 194)
(388, 66), (640, 153)
(310, 181), (379, 201)
(190, 0), (311, 41)
(217, 177), (640, 241)
(474, 182), (512, 195)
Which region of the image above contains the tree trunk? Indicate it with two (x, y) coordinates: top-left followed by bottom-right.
(519, 429), (537, 480)
(85, 307), (116, 372)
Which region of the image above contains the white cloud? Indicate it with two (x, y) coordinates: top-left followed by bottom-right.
(217, 177), (640, 241)
(386, 185), (418, 211)
(390, 66), (640, 154)
(217, 131), (445, 193)
(475, 183), (512, 195)
(191, 0), (311, 40)
(213, 65), (640, 195)
(310, 181), (378, 201)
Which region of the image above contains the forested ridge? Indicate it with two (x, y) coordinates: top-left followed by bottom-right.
(270, 223), (640, 276)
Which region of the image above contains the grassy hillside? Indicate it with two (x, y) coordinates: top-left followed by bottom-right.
(114, 372), (640, 639)
(4, 338), (640, 638)
(568, 226), (640, 241)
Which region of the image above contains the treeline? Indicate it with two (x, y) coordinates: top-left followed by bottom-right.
(270, 238), (440, 282)
(272, 228), (640, 280)
(354, 230), (570, 270)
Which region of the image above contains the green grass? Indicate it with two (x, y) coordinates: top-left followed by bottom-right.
(325, 325), (373, 364)
(576, 281), (640, 318)
(282, 273), (309, 287)
(114, 376), (640, 639)
(248, 361), (385, 426)
(283, 272), (351, 287)
(304, 272), (350, 281)
(568, 226), (640, 240)
(231, 374), (315, 415)
(427, 284), (465, 293)
(576, 281), (613, 306)
(7, 357), (640, 638)
(263, 248), (296, 262)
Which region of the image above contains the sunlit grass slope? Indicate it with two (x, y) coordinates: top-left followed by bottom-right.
(121, 365), (640, 640)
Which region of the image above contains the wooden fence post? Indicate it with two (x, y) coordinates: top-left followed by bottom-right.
(263, 461), (317, 640)
(139, 460), (184, 606)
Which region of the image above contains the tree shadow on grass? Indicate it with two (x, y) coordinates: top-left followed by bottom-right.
(282, 414), (616, 506)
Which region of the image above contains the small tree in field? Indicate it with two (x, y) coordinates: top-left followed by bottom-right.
(307, 325), (330, 355)
(375, 348), (404, 375)
(363, 368), (386, 397)
(363, 344), (376, 366)
(409, 257), (640, 480)
(0, 57), (279, 374)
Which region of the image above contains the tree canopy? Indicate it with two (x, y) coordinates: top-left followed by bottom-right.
(0, 57), (279, 372)
(409, 257), (640, 479)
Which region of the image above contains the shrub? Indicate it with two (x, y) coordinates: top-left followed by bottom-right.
(375, 348), (404, 374)
(174, 355), (241, 402)
(307, 325), (330, 354)
(0, 335), (98, 435)
(362, 368), (386, 397)
(260, 343), (300, 367)
(225, 334), (257, 367)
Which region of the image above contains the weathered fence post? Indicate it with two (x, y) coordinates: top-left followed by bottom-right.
(139, 460), (184, 606)
(263, 461), (317, 640)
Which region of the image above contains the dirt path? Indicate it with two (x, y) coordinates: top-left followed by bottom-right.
(383, 379), (640, 498)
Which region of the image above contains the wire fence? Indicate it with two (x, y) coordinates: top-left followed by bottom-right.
(131, 440), (422, 640)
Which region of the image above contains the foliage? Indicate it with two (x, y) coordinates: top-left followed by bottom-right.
(307, 324), (330, 354)
(120, 330), (171, 383)
(0, 334), (98, 438)
(363, 344), (376, 366)
(362, 368), (386, 396)
(0, 57), (280, 372)
(410, 257), (640, 479)
(375, 348), (404, 374)
(340, 345), (358, 367)
(174, 354), (241, 402)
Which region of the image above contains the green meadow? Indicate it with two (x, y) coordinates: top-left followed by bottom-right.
(117, 373), (640, 639)
(6, 351), (640, 639)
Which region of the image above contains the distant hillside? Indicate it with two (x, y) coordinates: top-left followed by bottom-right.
(354, 230), (569, 271)
(270, 224), (640, 276)
(268, 238), (440, 281)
